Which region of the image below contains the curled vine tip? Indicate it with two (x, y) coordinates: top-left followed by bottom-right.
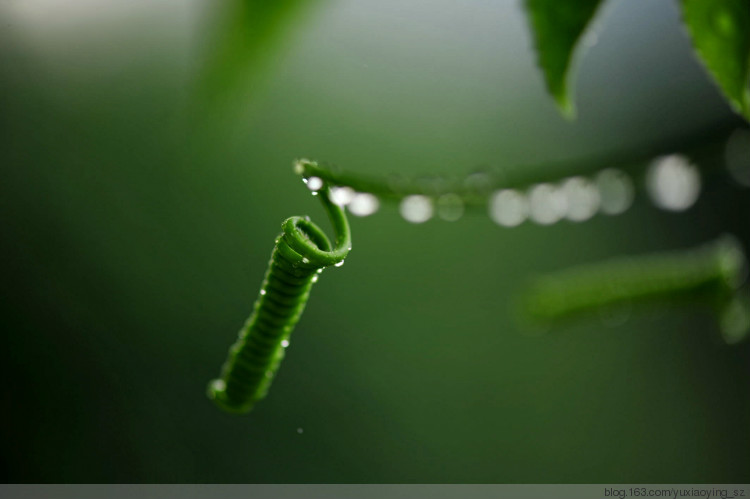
(521, 235), (749, 344)
(208, 178), (351, 414)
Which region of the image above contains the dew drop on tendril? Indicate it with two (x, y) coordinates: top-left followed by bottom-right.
(348, 193), (380, 217)
(306, 176), (323, 191)
(528, 183), (566, 225)
(561, 176), (600, 222)
(595, 169), (634, 215)
(293, 160), (305, 176)
(647, 154), (701, 212)
(489, 189), (528, 227)
(400, 195), (433, 223)
(331, 186), (356, 206)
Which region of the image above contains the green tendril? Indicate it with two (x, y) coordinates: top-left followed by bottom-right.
(207, 181), (351, 414)
(521, 235), (750, 344)
(292, 121), (741, 210)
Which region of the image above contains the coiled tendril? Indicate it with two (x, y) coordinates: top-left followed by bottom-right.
(207, 176), (351, 413)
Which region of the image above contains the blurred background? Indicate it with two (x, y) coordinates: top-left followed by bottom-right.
(1, 0), (748, 483)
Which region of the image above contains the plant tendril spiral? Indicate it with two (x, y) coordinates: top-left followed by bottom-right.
(207, 176), (351, 414)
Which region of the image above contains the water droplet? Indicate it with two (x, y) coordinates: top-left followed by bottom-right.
(210, 379), (226, 392)
(400, 195), (433, 223)
(281, 339), (290, 348)
(297, 427), (304, 434)
(561, 176), (600, 222)
(725, 128), (750, 188)
(595, 169), (634, 215)
(437, 193), (464, 222)
(528, 183), (566, 225)
(306, 176), (323, 191)
(348, 193), (380, 216)
(489, 189), (528, 227)
(260, 289), (266, 295)
(293, 160), (305, 175)
(331, 186), (355, 206)
(302, 257), (310, 264)
(334, 260), (345, 267)
(647, 154), (701, 211)
(316, 268), (324, 274)
(311, 275), (319, 283)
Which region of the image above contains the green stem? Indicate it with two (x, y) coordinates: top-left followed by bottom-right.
(294, 118), (744, 209)
(521, 235), (749, 344)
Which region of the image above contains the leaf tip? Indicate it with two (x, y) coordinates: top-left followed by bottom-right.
(554, 91), (577, 120)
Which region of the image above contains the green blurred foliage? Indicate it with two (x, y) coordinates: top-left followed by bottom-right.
(681, 0), (750, 119)
(194, 0), (316, 118)
(525, 0), (604, 117)
(1, 0), (748, 484)
(525, 0), (750, 121)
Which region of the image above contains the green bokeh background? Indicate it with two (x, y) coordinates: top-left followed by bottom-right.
(2, 0), (748, 483)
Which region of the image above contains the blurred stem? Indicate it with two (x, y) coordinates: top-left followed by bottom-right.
(519, 235), (750, 344)
(296, 117), (746, 209)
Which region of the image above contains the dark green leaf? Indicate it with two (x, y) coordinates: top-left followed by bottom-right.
(525, 0), (604, 118)
(681, 0), (750, 120)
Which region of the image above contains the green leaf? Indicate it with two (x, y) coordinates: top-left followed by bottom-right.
(524, 0), (604, 118)
(681, 0), (750, 120)
(193, 0), (315, 116)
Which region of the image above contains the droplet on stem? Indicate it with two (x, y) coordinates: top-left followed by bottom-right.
(348, 193), (380, 216)
(489, 189), (528, 227)
(400, 195), (433, 223)
(647, 154), (701, 212)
